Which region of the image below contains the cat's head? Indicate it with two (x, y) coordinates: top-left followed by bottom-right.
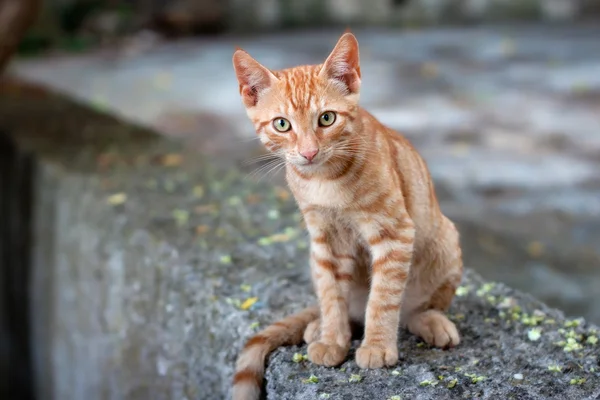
(232, 32), (362, 171)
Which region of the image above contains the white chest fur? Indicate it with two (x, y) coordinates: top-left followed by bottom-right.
(296, 178), (354, 208)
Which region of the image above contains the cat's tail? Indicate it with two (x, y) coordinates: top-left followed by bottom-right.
(232, 305), (320, 400)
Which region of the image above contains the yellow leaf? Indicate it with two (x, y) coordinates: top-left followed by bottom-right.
(172, 209), (190, 226)
(196, 225), (210, 235)
(274, 186), (291, 201)
(194, 204), (218, 214)
(527, 241), (544, 258)
(107, 193), (127, 205)
(161, 153), (183, 167)
(240, 284), (252, 292)
(240, 297), (258, 310)
(246, 194), (261, 204)
(420, 62), (438, 78)
(193, 185), (205, 199)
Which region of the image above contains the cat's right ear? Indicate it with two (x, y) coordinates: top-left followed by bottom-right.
(319, 32), (361, 95)
(232, 49), (278, 108)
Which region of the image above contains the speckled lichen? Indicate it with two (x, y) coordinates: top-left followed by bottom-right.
(266, 269), (599, 399)
(527, 328), (542, 341)
(292, 353), (308, 363)
(548, 364), (562, 373)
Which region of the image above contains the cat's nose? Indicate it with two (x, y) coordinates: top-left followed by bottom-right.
(299, 148), (319, 162)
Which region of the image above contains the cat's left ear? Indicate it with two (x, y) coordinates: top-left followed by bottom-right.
(319, 32), (361, 95)
(233, 48), (279, 108)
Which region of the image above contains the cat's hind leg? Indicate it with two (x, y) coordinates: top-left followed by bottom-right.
(303, 319), (321, 344)
(401, 217), (463, 348)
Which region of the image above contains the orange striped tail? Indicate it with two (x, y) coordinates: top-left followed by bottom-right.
(232, 306), (319, 400)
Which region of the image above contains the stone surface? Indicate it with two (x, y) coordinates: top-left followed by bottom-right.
(9, 24), (600, 324)
(266, 270), (600, 400)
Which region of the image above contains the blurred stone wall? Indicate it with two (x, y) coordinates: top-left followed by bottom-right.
(227, 0), (592, 30)
(145, 0), (600, 33)
(24, 0), (599, 46)
(17, 0), (598, 55)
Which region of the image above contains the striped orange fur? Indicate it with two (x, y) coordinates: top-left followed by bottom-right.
(231, 31), (464, 400)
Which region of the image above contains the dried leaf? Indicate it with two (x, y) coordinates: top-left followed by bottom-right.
(527, 241), (544, 257)
(240, 284), (252, 292)
(107, 193), (127, 205)
(194, 204), (218, 214)
(240, 297), (258, 310)
(303, 375), (319, 384)
(220, 255), (232, 265)
(246, 194), (261, 204)
(292, 353), (308, 363)
(172, 209), (190, 226)
(274, 186), (291, 201)
(547, 365), (562, 373)
(420, 62), (439, 78)
(161, 153), (183, 167)
(193, 185), (205, 198)
(586, 336), (598, 345)
(196, 225), (210, 235)
(455, 286), (470, 296)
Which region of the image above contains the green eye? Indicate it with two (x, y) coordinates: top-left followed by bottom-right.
(318, 111), (336, 127)
(273, 118), (291, 132)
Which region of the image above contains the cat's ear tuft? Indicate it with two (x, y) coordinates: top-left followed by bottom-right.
(232, 49), (278, 108)
(320, 32), (361, 95)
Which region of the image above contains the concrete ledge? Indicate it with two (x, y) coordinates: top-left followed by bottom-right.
(1, 80), (599, 400)
(266, 269), (600, 399)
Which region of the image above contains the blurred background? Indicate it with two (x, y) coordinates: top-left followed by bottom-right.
(1, 0), (599, 399)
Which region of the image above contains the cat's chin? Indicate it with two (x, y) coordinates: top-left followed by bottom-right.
(292, 158), (326, 170)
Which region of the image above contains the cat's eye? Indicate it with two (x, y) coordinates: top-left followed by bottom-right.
(273, 118), (291, 132)
(318, 111), (336, 127)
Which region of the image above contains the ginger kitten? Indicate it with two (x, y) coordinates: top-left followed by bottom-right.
(231, 32), (463, 400)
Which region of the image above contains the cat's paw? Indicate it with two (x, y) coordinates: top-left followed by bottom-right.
(307, 341), (348, 367)
(355, 344), (398, 369)
(408, 310), (460, 348)
(303, 319), (320, 344)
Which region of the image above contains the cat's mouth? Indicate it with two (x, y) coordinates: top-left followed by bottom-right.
(295, 158), (322, 168)
(292, 153), (329, 169)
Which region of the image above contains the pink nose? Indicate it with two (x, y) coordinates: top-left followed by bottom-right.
(299, 148), (319, 162)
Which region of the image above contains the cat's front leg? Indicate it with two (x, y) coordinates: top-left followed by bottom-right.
(354, 213), (415, 369)
(303, 207), (352, 367)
